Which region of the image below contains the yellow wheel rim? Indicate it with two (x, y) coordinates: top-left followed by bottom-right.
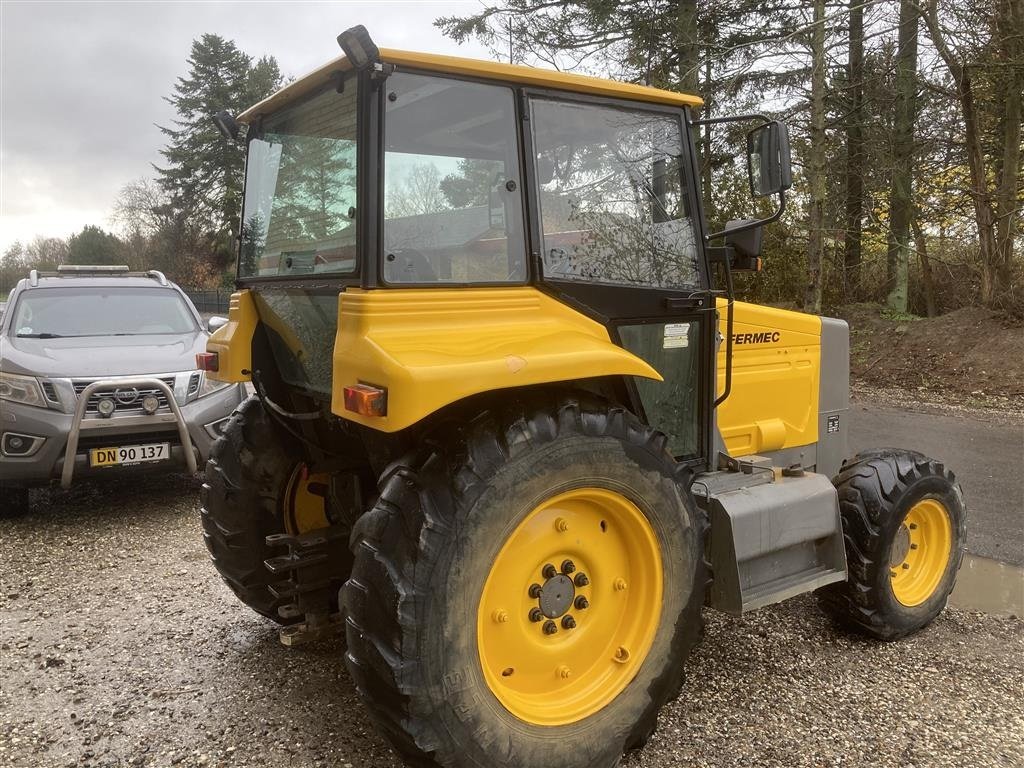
(282, 464), (330, 534)
(889, 498), (953, 607)
(477, 488), (663, 726)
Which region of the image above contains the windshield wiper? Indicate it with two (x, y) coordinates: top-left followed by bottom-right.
(16, 332), (66, 339)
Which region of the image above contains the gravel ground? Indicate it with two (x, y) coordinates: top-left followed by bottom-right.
(2, 474), (1022, 768)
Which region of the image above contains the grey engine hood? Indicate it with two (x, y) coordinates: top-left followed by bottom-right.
(0, 332), (207, 378)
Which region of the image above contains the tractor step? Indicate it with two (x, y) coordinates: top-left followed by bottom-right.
(264, 527), (349, 646)
(694, 465), (847, 615)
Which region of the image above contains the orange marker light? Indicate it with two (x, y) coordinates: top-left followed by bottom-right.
(343, 384), (387, 417)
(196, 352), (219, 372)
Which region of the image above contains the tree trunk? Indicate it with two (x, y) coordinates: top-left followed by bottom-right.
(844, 0), (865, 301)
(701, 56), (714, 216)
(922, 0), (1010, 307)
(994, 0), (1023, 296)
(675, 0), (700, 94)
(885, 0), (920, 312)
(911, 209), (938, 317)
(804, 0), (827, 314)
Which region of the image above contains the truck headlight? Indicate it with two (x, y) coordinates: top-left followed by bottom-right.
(196, 372), (231, 399)
(0, 372), (46, 408)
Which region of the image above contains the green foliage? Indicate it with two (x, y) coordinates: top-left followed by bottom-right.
(155, 34), (281, 268)
(879, 307), (919, 322)
(67, 225), (123, 266)
(437, 0), (1022, 315)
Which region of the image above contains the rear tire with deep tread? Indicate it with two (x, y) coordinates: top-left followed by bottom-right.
(200, 396), (304, 623)
(343, 392), (709, 768)
(816, 449), (966, 640)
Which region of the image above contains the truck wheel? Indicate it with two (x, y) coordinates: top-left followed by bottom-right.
(0, 486), (30, 518)
(817, 449), (966, 640)
(200, 396), (336, 623)
(343, 393), (709, 768)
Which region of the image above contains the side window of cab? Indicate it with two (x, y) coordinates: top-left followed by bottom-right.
(381, 73), (527, 285)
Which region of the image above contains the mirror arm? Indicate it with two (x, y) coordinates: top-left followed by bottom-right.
(689, 112), (771, 128)
(691, 112), (786, 241)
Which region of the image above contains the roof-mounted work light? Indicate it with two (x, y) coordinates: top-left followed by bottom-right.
(337, 25), (380, 70)
(212, 110), (240, 141)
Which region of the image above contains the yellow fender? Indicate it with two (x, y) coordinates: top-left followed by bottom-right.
(331, 287), (662, 432)
(206, 290), (257, 383)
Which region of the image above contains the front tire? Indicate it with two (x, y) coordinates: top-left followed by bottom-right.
(817, 449), (966, 640)
(343, 393), (708, 768)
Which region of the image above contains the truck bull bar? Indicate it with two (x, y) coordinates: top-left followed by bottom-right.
(60, 377), (198, 489)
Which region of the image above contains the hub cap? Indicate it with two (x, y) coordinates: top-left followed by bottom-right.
(889, 498), (952, 607)
(477, 488), (663, 726)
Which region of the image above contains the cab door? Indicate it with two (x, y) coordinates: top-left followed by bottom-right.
(523, 94), (714, 465)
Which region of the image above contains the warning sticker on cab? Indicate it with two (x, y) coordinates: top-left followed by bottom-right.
(663, 323), (690, 349)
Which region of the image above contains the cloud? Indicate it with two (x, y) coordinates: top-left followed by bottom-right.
(0, 0), (491, 255)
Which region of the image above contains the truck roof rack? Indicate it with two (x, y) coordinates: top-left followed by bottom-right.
(28, 266), (170, 286)
(56, 264), (130, 273)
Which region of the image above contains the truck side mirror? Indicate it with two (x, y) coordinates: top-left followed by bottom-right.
(746, 121), (792, 197)
(208, 316), (229, 333)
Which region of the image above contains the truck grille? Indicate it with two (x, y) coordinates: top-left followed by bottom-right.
(73, 377), (176, 415)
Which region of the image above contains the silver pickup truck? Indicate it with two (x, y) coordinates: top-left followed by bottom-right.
(0, 266), (246, 515)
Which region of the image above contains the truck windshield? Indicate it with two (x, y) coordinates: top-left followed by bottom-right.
(10, 287), (198, 337)
(240, 84), (358, 278)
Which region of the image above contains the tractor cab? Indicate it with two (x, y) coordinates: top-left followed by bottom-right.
(211, 28), (792, 467)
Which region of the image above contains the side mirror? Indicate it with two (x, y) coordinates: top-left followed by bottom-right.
(207, 316), (229, 334)
(746, 121), (792, 197)
(724, 219), (763, 259)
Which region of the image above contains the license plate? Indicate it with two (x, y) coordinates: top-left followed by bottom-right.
(89, 442), (170, 468)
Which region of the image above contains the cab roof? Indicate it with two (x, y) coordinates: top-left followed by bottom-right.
(237, 48), (703, 123)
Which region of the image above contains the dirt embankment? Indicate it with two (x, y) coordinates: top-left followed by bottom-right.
(836, 303), (1024, 406)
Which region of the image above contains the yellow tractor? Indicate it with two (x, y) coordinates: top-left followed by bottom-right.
(200, 27), (966, 768)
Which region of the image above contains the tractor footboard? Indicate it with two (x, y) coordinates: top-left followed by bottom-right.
(695, 468), (847, 615)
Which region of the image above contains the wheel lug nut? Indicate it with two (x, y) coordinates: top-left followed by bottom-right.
(555, 517), (569, 533)
(909, 523), (918, 530)
(542, 563), (558, 580)
(902, 563), (910, 570)
(557, 665), (572, 679)
(529, 583), (543, 599)
(529, 608), (544, 623)
(574, 573), (589, 587)
(492, 610), (509, 624)
(910, 543), (919, 550)
(574, 596), (589, 610)
(561, 559), (576, 574)
(562, 615), (576, 629)
(543, 620), (558, 635)
(614, 578), (627, 592)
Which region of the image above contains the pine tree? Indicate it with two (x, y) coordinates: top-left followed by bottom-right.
(67, 226), (123, 266)
(155, 35), (281, 266)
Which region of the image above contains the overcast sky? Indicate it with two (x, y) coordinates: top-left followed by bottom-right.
(0, 1), (493, 256)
